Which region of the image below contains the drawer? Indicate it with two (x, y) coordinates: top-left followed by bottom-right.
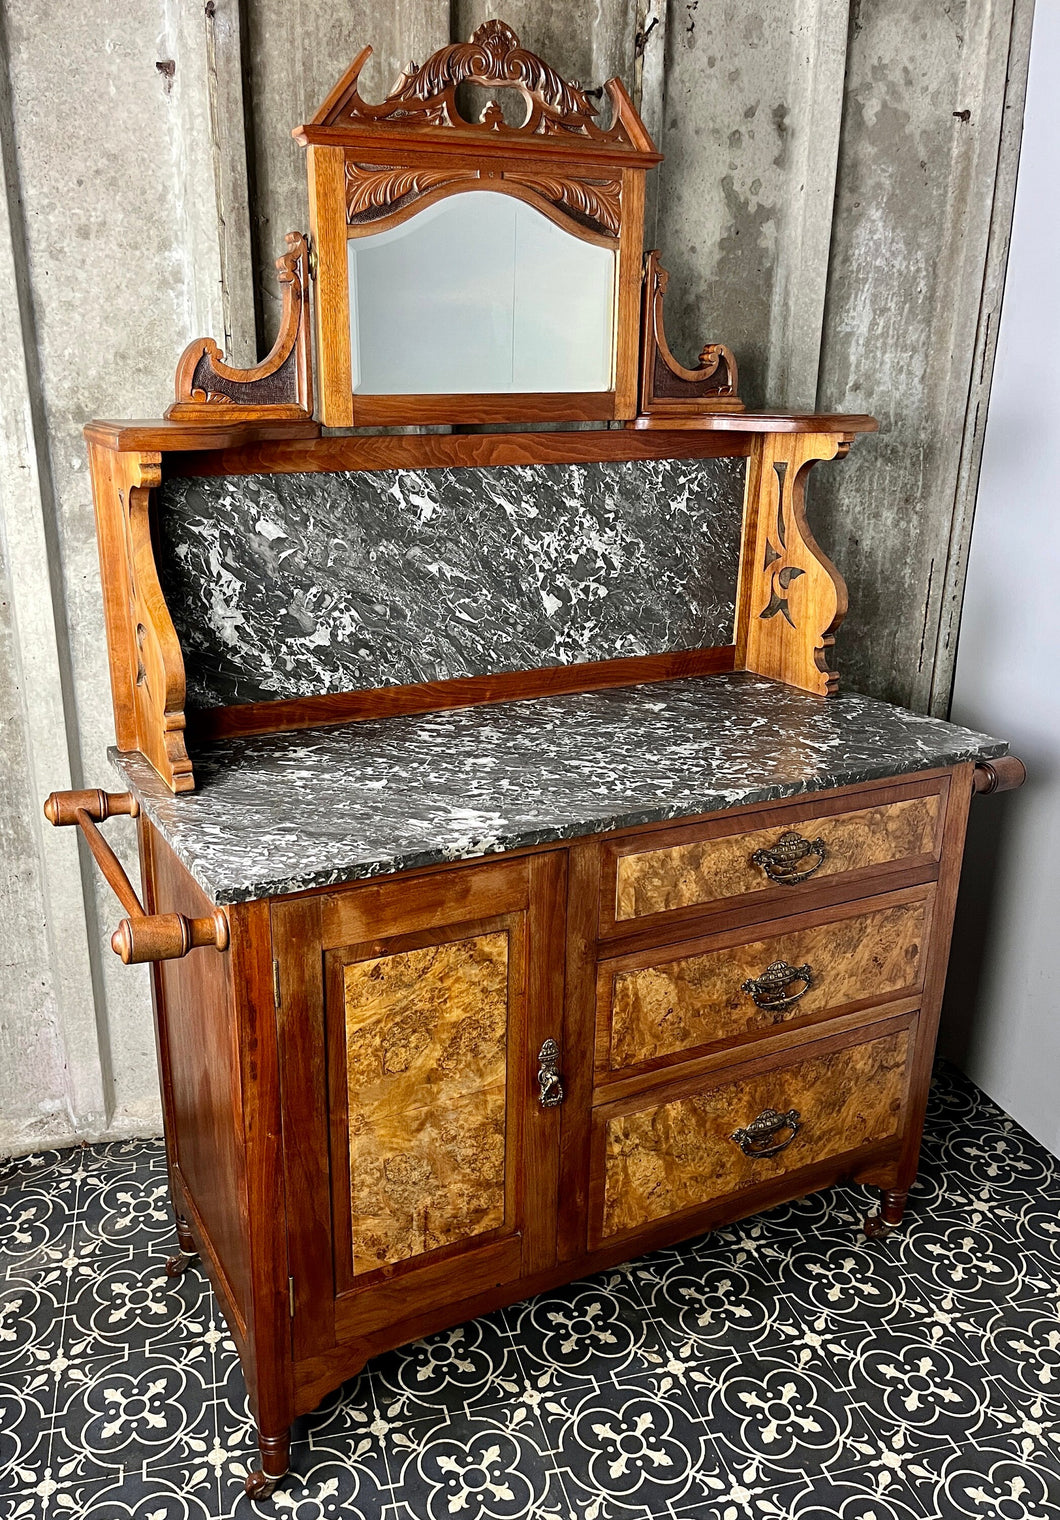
(597, 890), (931, 1078)
(592, 1023), (911, 1244)
(607, 779), (946, 931)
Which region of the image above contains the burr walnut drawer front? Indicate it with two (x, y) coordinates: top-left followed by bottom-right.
(596, 889), (932, 1079)
(606, 779), (946, 933)
(592, 1022), (911, 1245)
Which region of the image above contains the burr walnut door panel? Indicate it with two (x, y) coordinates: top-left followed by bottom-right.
(590, 1018), (913, 1248)
(272, 852), (566, 1361)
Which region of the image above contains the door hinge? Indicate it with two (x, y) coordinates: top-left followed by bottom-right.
(288, 1275), (295, 1318)
(273, 960), (282, 1009)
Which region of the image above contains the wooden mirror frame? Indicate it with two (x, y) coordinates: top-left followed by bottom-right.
(294, 21), (661, 427)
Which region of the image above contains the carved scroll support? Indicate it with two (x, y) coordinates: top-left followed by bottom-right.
(634, 251), (743, 424)
(167, 232), (313, 421)
(86, 443), (193, 791)
(735, 432), (851, 696)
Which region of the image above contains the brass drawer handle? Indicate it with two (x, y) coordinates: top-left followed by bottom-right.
(751, 831), (827, 884)
(537, 1038), (564, 1108)
(741, 959), (813, 1011)
(732, 1107), (801, 1159)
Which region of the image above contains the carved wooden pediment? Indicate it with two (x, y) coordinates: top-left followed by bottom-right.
(300, 20), (655, 154)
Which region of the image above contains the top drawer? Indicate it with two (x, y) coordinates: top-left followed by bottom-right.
(604, 776), (948, 935)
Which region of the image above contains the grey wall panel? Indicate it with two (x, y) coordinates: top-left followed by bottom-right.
(811, 0), (1025, 709)
(653, 0), (848, 410)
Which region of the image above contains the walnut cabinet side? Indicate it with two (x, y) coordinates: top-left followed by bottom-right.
(144, 764), (974, 1498)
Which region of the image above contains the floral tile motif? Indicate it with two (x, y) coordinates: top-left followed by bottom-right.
(903, 1438), (1060, 1518)
(692, 1347), (877, 1489)
(2, 1060), (1060, 1519)
(368, 1311), (525, 1420)
(827, 1319), (1019, 1451)
(504, 1271), (670, 1393)
(539, 1371), (722, 1519)
(630, 1253), (795, 1358)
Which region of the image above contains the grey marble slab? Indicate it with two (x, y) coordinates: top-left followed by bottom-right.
(110, 673), (1006, 906)
(155, 457), (746, 709)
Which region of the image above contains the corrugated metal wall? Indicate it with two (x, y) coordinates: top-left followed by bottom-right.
(0, 0), (1032, 1153)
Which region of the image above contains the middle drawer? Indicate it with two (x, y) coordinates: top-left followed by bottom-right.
(595, 887), (933, 1081)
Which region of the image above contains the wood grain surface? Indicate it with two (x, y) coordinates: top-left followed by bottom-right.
(615, 793), (941, 920)
(600, 1029), (909, 1237)
(606, 898), (929, 1071)
(343, 931), (509, 1273)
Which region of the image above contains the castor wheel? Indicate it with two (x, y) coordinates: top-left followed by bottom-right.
(244, 1468), (287, 1500)
(164, 1249), (196, 1278)
(863, 1187), (908, 1239)
(245, 1431), (290, 1500)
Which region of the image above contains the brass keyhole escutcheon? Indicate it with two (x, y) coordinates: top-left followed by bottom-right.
(537, 1038), (564, 1108)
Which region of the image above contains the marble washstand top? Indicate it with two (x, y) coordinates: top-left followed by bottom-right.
(110, 672), (1006, 906)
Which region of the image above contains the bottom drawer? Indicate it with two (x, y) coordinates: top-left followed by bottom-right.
(594, 1024), (910, 1243)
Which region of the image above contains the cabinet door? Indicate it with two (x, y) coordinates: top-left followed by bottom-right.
(273, 852), (565, 1362)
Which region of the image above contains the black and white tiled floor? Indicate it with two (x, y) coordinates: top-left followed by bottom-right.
(2, 1061), (1059, 1520)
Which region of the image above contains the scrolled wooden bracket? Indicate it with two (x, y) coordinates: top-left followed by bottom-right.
(633, 251), (743, 426)
(166, 232), (313, 421)
(972, 756), (1026, 795)
(735, 431), (851, 696)
(43, 789), (229, 965)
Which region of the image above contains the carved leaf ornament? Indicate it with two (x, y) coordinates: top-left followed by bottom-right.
(343, 21), (619, 141)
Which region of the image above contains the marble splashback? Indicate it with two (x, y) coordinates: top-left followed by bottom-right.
(155, 458), (747, 710)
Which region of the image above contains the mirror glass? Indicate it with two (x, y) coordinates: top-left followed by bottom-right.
(348, 190), (616, 395)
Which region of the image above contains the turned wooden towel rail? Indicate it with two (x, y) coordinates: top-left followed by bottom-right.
(43, 788), (229, 964)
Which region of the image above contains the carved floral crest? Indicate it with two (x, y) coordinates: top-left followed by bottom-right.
(307, 20), (650, 148)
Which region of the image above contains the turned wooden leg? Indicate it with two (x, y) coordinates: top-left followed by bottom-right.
(245, 1428), (290, 1500)
(864, 1187), (909, 1239)
(165, 1213), (198, 1277)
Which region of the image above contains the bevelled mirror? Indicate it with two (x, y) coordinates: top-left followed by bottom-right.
(347, 191), (617, 396)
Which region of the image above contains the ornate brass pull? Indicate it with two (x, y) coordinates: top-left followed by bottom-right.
(732, 1107), (801, 1159)
(751, 831), (827, 885)
(537, 1038), (564, 1108)
(741, 960), (812, 1011)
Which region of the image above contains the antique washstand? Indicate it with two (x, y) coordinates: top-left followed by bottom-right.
(43, 24), (1023, 1497)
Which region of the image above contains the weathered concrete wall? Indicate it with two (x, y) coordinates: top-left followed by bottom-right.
(0, 0), (225, 1153)
(0, 0), (1031, 1153)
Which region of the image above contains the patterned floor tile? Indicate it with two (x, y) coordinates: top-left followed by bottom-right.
(631, 1248), (797, 1358)
(387, 1402), (561, 1520)
(504, 1268), (671, 1392)
(368, 1310), (525, 1419)
(539, 1369), (724, 1520)
(903, 1438), (1060, 1518)
(1, 1061), (1059, 1520)
(690, 1346), (879, 1489)
(828, 1318), (1020, 1452)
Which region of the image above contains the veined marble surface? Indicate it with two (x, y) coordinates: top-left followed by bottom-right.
(110, 673), (1006, 906)
(156, 458), (746, 710)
